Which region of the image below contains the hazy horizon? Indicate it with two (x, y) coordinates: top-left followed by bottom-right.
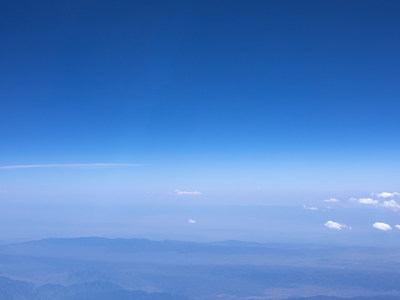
(1, 0), (400, 248)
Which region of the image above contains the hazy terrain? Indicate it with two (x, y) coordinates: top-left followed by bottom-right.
(1, 237), (400, 300)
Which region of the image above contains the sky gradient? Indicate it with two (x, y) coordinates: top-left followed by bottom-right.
(1, 0), (400, 243)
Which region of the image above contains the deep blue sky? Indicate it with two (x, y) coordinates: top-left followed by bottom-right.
(1, 1), (400, 242)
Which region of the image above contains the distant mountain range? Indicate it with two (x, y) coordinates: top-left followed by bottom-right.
(1, 237), (400, 300)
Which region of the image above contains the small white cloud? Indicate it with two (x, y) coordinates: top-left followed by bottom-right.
(376, 192), (399, 198)
(188, 219), (196, 224)
(358, 198), (379, 205)
(395, 225), (400, 230)
(324, 221), (351, 230)
(303, 205), (319, 210)
(324, 198), (339, 203)
(372, 222), (392, 231)
(382, 200), (400, 210)
(175, 189), (202, 196)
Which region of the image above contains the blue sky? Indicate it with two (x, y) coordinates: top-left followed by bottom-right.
(1, 0), (400, 243)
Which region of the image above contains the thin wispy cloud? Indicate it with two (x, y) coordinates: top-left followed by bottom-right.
(188, 219), (197, 224)
(303, 205), (319, 211)
(0, 163), (141, 169)
(175, 189), (202, 196)
(324, 221), (351, 230)
(395, 225), (400, 230)
(324, 198), (339, 203)
(372, 222), (392, 231)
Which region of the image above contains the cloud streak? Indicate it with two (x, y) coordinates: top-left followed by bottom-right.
(0, 163), (141, 169)
(303, 205), (319, 211)
(324, 198), (339, 203)
(175, 189), (202, 196)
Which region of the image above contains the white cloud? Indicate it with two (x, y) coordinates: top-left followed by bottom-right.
(324, 198), (339, 203)
(188, 219), (196, 224)
(395, 225), (400, 230)
(0, 163), (140, 169)
(372, 222), (392, 231)
(175, 189), (202, 196)
(376, 192), (399, 198)
(303, 205), (319, 211)
(382, 200), (400, 210)
(324, 221), (351, 230)
(358, 198), (379, 205)
(350, 195), (400, 210)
